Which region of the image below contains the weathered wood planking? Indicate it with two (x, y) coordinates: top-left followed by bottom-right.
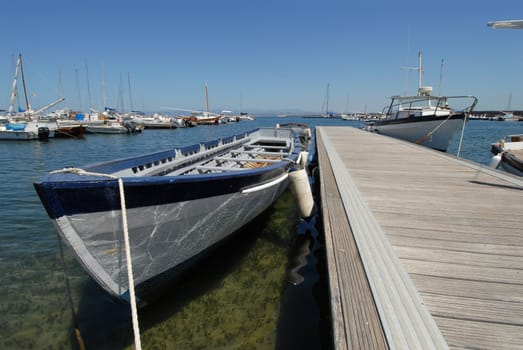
(317, 126), (523, 350)
(316, 129), (388, 349)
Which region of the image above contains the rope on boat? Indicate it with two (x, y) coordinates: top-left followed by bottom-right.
(456, 113), (468, 157)
(117, 177), (142, 350)
(415, 113), (455, 145)
(56, 232), (86, 350)
(51, 167), (143, 350)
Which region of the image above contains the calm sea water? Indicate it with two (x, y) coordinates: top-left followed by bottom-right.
(0, 116), (521, 349)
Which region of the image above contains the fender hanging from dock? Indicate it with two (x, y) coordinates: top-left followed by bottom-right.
(288, 166), (314, 218)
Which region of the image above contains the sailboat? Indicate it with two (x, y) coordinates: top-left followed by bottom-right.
(173, 83), (221, 125)
(192, 82), (222, 124)
(0, 54), (63, 140)
(321, 83), (335, 118)
(363, 51), (477, 151)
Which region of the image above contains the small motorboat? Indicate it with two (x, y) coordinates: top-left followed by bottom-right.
(490, 134), (523, 176)
(364, 52), (477, 151)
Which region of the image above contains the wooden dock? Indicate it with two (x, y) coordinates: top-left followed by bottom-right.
(316, 126), (523, 350)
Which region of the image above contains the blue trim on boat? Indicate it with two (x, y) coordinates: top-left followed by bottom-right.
(34, 164), (291, 219)
(34, 127), (306, 219)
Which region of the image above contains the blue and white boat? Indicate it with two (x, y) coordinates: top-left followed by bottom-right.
(364, 52), (477, 151)
(0, 119), (51, 140)
(364, 90), (477, 151)
(490, 134), (523, 177)
(34, 125), (311, 300)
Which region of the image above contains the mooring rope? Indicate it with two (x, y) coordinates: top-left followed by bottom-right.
(415, 113), (454, 145)
(56, 233), (86, 350)
(51, 167), (142, 350)
(117, 177), (142, 350)
(456, 113), (468, 157)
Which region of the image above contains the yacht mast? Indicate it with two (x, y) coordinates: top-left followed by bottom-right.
(205, 82), (209, 116)
(326, 83), (330, 117)
(101, 64), (106, 110)
(8, 55), (21, 115)
(85, 60), (93, 111)
(19, 54), (32, 113)
(402, 49), (423, 96)
(128, 72), (134, 112)
(438, 59), (444, 96)
(417, 50), (423, 92)
(75, 68), (82, 112)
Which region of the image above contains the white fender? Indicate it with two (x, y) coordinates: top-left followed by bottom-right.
(304, 128), (312, 139)
(489, 153), (503, 168)
(288, 167), (314, 218)
(298, 151), (309, 167)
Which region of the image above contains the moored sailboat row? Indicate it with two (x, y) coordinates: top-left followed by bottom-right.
(1, 55), (255, 141)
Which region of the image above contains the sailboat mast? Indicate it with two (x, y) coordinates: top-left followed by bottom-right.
(205, 82), (209, 116)
(240, 92), (243, 114)
(128, 72), (134, 112)
(438, 59), (444, 96)
(417, 50), (423, 92)
(101, 64), (106, 110)
(8, 55), (21, 115)
(19, 54), (32, 113)
(75, 68), (82, 112)
(326, 83), (329, 117)
(85, 60), (93, 111)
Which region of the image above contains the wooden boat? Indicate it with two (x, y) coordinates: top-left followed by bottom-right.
(55, 124), (85, 138)
(364, 52), (477, 151)
(34, 125), (312, 300)
(490, 134), (523, 176)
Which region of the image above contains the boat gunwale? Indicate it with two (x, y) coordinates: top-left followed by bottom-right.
(367, 112), (466, 127)
(34, 126), (307, 218)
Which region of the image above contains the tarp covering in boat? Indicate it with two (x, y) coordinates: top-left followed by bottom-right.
(6, 123), (25, 131)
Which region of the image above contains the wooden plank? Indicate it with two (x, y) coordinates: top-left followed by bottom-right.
(433, 316), (523, 350)
(421, 293), (523, 326)
(318, 127), (447, 349)
(317, 126), (523, 350)
(392, 246), (522, 269)
(317, 129), (388, 350)
(400, 259), (520, 284)
(410, 274), (523, 303)
(214, 157), (282, 163)
(195, 165), (244, 172)
(231, 150), (289, 156)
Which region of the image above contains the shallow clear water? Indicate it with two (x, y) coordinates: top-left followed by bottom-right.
(0, 117), (521, 349)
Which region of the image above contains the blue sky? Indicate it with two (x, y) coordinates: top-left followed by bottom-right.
(1, 0), (522, 114)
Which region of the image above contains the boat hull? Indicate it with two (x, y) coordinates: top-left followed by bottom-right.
(34, 126), (310, 299)
(365, 114), (465, 151)
(0, 130), (40, 140)
(498, 152), (523, 176)
(50, 177), (287, 299)
(491, 138), (523, 176)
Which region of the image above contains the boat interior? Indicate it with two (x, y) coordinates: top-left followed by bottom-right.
(87, 128), (296, 178)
